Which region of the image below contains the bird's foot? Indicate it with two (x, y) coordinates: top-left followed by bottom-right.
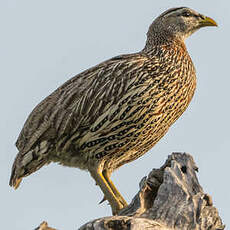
(99, 196), (106, 204)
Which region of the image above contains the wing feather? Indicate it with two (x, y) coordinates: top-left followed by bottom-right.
(16, 53), (152, 154)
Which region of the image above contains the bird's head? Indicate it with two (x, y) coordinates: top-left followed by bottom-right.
(146, 7), (217, 45)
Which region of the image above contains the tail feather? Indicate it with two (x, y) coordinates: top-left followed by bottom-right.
(9, 153), (23, 189)
(9, 147), (50, 189)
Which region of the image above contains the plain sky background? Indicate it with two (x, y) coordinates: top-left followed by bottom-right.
(1, 0), (229, 229)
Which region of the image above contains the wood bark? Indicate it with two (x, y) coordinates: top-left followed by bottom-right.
(35, 153), (225, 230)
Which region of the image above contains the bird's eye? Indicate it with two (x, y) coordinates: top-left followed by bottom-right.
(182, 12), (191, 17)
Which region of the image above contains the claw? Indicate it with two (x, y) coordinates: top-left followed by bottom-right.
(99, 196), (107, 204)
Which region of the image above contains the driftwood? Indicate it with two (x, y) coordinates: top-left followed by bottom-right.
(35, 221), (57, 230)
(35, 153), (225, 230)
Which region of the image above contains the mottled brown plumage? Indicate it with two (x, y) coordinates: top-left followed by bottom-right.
(10, 7), (217, 214)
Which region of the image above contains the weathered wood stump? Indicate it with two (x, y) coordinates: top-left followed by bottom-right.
(35, 221), (56, 230)
(79, 153), (224, 230)
(35, 153), (225, 230)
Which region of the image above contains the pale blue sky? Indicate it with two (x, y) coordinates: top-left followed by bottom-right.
(0, 0), (229, 229)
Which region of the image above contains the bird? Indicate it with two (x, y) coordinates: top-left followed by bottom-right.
(9, 7), (217, 215)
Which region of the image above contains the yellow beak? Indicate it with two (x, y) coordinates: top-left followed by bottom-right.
(200, 16), (218, 27)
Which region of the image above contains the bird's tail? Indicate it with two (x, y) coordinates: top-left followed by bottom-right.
(9, 149), (50, 189)
(9, 153), (23, 189)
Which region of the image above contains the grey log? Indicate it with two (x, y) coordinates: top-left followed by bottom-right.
(34, 153), (225, 230)
(79, 153), (224, 230)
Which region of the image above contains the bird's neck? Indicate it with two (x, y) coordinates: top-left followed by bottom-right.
(142, 35), (187, 57)
(142, 23), (188, 55)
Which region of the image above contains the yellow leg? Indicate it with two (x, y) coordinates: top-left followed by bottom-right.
(89, 168), (125, 215)
(102, 170), (128, 207)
